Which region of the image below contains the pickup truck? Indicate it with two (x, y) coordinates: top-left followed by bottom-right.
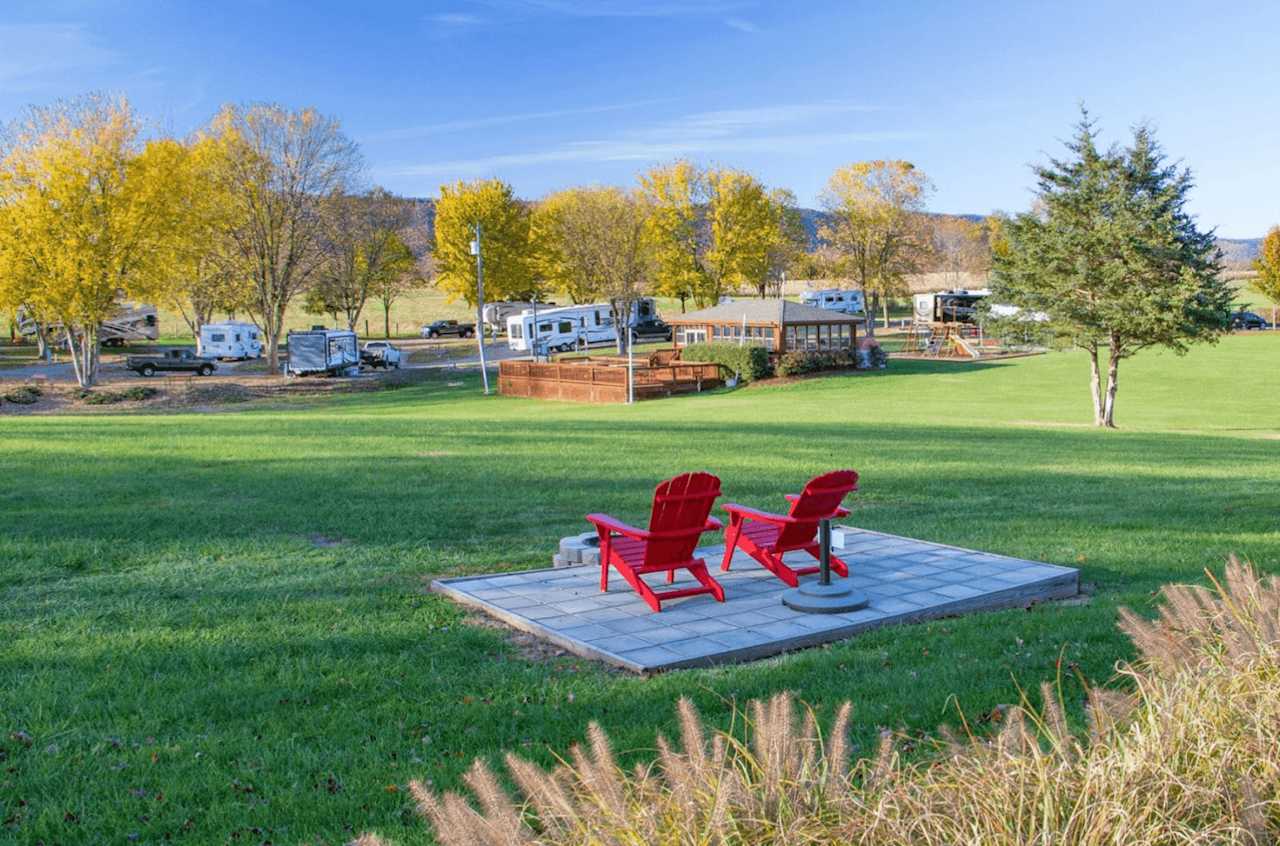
(420, 319), (476, 339)
(360, 341), (403, 369)
(126, 349), (217, 377)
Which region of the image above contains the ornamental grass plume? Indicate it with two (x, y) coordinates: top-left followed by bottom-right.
(360, 555), (1280, 845)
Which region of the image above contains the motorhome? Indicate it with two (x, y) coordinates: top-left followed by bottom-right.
(17, 300), (159, 346)
(800, 289), (866, 315)
(505, 298), (658, 353)
(199, 321), (262, 360)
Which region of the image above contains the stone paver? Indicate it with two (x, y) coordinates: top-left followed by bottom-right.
(432, 527), (1079, 673)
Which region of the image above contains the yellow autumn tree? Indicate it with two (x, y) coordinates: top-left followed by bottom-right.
(820, 160), (934, 334)
(131, 130), (247, 340)
(638, 160), (706, 312)
(0, 95), (183, 386)
(704, 168), (787, 303)
(1252, 226), (1280, 323)
(530, 188), (598, 304)
(433, 179), (536, 306)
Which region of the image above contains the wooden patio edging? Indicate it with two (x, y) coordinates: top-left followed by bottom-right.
(499, 359), (723, 403)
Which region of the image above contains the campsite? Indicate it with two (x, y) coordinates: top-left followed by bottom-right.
(4, 3), (1280, 844)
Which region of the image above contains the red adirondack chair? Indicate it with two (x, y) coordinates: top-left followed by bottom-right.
(586, 472), (726, 612)
(720, 469), (859, 587)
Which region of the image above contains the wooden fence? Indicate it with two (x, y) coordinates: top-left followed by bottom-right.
(499, 359), (723, 403)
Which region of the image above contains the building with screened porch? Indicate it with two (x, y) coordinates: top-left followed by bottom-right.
(666, 299), (862, 355)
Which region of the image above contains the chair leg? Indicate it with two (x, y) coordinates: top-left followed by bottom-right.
(688, 559), (725, 602)
(721, 516), (743, 572)
(666, 569), (675, 584)
(597, 533), (611, 592)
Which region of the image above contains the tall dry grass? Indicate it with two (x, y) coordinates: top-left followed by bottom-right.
(359, 555), (1280, 845)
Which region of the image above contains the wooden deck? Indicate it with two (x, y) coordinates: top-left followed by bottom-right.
(499, 358), (723, 403)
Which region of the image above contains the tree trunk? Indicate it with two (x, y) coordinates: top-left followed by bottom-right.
(1101, 343), (1120, 428)
(383, 303), (391, 339)
(34, 323), (50, 361)
(66, 325), (98, 388)
(863, 289), (878, 338)
(881, 296), (890, 332)
(1087, 346), (1104, 427)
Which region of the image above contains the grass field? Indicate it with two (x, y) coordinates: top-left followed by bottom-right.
(3, 333), (1280, 844)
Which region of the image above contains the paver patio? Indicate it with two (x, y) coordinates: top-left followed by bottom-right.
(432, 527), (1079, 673)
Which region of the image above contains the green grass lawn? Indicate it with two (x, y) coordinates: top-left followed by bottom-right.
(3, 334), (1280, 844)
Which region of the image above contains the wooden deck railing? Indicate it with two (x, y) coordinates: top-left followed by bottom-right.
(499, 359), (722, 403)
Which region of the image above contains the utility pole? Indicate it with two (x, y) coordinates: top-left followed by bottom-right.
(471, 223), (490, 395)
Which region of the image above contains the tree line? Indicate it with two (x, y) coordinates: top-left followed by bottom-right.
(0, 94), (996, 386)
(0, 96), (421, 385)
(0, 97), (1239, 428)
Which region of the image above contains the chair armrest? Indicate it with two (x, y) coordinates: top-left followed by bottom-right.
(585, 513), (650, 541)
(722, 503), (793, 526)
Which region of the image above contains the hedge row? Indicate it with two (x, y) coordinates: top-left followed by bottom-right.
(679, 342), (773, 382)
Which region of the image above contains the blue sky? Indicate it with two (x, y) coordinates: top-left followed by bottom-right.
(1, 0), (1276, 236)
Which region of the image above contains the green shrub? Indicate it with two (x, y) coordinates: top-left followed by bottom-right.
(3, 385), (43, 405)
(680, 342), (773, 382)
(121, 386), (159, 401)
(77, 386), (157, 405)
(78, 390), (121, 405)
(775, 349), (858, 377)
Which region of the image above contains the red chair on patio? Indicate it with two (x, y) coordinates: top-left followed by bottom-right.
(720, 470), (859, 587)
(586, 472), (726, 612)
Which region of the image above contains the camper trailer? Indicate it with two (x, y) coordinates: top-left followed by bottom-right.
(285, 327), (359, 376)
(800, 289), (866, 315)
(913, 290), (991, 324)
(199, 321), (262, 360)
(17, 300), (159, 346)
(481, 301), (556, 335)
(505, 298), (658, 353)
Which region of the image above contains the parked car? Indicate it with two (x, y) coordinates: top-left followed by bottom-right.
(421, 319), (476, 339)
(1230, 310), (1272, 330)
(126, 348), (216, 377)
(360, 340), (402, 369)
(630, 317), (673, 342)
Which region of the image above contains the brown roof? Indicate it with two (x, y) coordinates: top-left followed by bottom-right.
(666, 298), (863, 326)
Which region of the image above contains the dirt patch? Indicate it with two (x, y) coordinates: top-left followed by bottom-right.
(0, 368), (438, 415)
(308, 533), (348, 548)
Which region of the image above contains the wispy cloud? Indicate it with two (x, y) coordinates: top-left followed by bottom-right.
(363, 97), (675, 142)
(381, 101), (915, 178)
(0, 23), (117, 89)
(724, 17), (759, 33)
(429, 12), (485, 26)
(483, 0), (750, 18)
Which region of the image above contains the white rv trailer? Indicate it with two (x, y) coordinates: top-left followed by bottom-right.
(913, 290), (1048, 325)
(800, 288), (866, 315)
(505, 298), (658, 353)
(481, 301), (556, 334)
(17, 300), (159, 346)
(199, 321), (263, 359)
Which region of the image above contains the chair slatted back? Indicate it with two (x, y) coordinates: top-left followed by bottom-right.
(644, 472), (722, 567)
(777, 469), (859, 549)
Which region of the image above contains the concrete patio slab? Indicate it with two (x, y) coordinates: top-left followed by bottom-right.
(431, 527), (1079, 673)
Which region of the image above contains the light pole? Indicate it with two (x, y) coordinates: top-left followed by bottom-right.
(470, 224), (490, 395)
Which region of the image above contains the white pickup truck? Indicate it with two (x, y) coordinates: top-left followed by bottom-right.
(360, 341), (403, 369)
